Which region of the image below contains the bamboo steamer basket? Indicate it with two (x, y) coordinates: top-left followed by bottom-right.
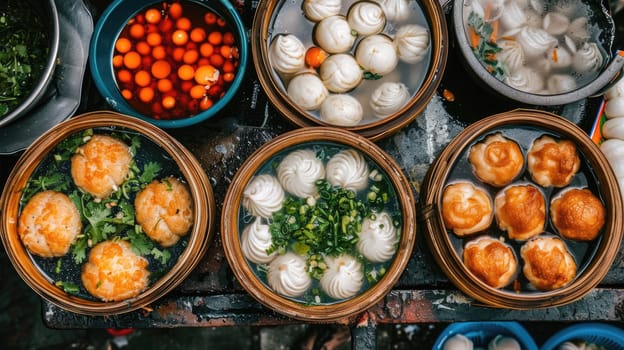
(420, 109), (624, 309)
(222, 127), (417, 321)
(251, 0), (448, 141)
(0, 111), (216, 315)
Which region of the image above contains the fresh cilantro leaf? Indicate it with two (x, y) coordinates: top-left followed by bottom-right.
(55, 281), (80, 294)
(72, 235), (88, 264)
(138, 161), (162, 184)
(151, 248), (171, 265)
(127, 225), (154, 256)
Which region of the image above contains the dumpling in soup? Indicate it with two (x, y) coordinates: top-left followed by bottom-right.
(374, 0), (410, 22)
(277, 149), (325, 199)
(355, 34), (398, 75)
(572, 42), (604, 74)
(495, 184), (545, 241)
(527, 135), (580, 187)
(267, 253), (312, 297)
(320, 53), (362, 93)
(320, 94), (363, 126)
(325, 149), (369, 192)
(303, 0), (342, 22)
(287, 72), (329, 110)
(357, 212), (397, 263)
(463, 236), (517, 289)
(314, 15), (356, 54)
(347, 1), (386, 36)
(241, 217), (277, 264)
(269, 34), (306, 75)
(468, 133), (524, 187)
(370, 82), (410, 118)
(521, 236), (577, 291)
(515, 27), (557, 59)
(394, 24), (430, 64)
(242, 174), (285, 218)
(320, 254), (363, 299)
(442, 182), (493, 236)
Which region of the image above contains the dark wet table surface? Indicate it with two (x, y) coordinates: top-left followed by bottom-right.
(2, 0), (624, 340)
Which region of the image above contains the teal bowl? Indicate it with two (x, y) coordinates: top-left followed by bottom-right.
(89, 0), (248, 128)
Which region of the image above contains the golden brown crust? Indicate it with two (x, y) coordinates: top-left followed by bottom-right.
(521, 236), (577, 291)
(550, 188), (605, 241)
(442, 182), (493, 236)
(81, 240), (150, 301)
(468, 133), (524, 187)
(135, 176), (194, 247)
(495, 184), (546, 240)
(18, 190), (82, 257)
(71, 135), (132, 199)
(527, 135), (580, 187)
(463, 237), (517, 288)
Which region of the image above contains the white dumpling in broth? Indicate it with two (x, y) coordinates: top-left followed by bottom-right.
(320, 94), (363, 126)
(515, 26), (557, 59)
(355, 34), (398, 75)
(548, 46), (573, 70)
(487, 335), (521, 350)
(269, 34), (306, 75)
(347, 1), (386, 36)
(542, 12), (570, 36)
(370, 81), (410, 117)
(497, 39), (525, 75)
(573, 42), (604, 74)
(267, 253), (312, 297)
(320, 54), (363, 93)
(394, 24), (430, 64)
(373, 0), (410, 22)
(503, 66), (545, 93)
(566, 17), (590, 44)
(357, 212), (398, 262)
(314, 15), (356, 54)
(320, 254), (363, 299)
(547, 74), (577, 94)
(277, 149), (325, 199)
(325, 149), (369, 192)
(303, 0), (342, 22)
(242, 174), (285, 218)
(499, 1), (527, 31)
(287, 72), (329, 110)
(442, 334), (474, 350)
(241, 217), (276, 264)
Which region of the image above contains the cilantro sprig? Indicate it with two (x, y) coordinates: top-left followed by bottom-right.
(467, 11), (504, 78)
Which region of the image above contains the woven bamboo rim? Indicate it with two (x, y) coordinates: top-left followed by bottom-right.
(420, 108), (624, 309)
(221, 127), (417, 321)
(250, 0), (448, 141)
(0, 111), (216, 315)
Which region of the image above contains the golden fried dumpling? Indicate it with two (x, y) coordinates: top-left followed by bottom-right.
(521, 236), (577, 291)
(527, 135), (580, 187)
(468, 133), (524, 187)
(550, 188), (605, 241)
(71, 135), (132, 199)
(18, 190), (82, 258)
(81, 240), (150, 301)
(135, 177), (194, 247)
(442, 182), (493, 236)
(495, 184), (545, 240)
(463, 236), (517, 288)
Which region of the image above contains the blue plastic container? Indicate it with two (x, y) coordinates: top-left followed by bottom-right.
(433, 322), (538, 350)
(541, 323), (624, 350)
(89, 0), (248, 128)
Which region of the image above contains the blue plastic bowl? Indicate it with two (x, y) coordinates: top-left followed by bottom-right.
(433, 322), (538, 350)
(541, 323), (624, 350)
(89, 0), (248, 128)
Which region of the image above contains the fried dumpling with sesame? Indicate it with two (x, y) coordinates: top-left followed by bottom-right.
(81, 240), (150, 302)
(71, 134), (132, 199)
(135, 177), (194, 247)
(18, 190), (82, 258)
